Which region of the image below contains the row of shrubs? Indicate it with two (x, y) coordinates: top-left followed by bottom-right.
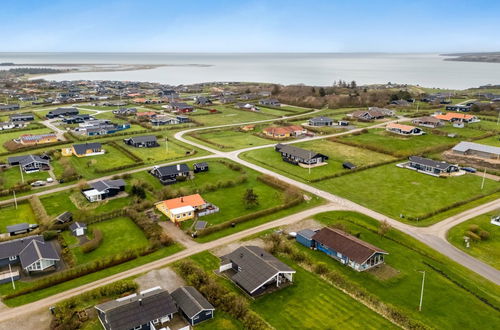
(0, 182), (31, 197)
(174, 260), (271, 330)
(0, 122), (45, 135)
(81, 229), (103, 253)
(216, 159), (246, 173)
(29, 195), (50, 226)
(465, 224), (490, 241)
(107, 141), (142, 162)
(0, 139), (69, 156)
(50, 280), (138, 330)
(125, 208), (174, 248)
(265, 234), (428, 330)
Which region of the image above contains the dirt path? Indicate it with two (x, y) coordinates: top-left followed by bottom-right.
(159, 221), (200, 248)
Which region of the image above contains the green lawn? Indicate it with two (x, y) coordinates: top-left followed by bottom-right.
(293, 211), (500, 329)
(475, 135), (500, 147)
(121, 138), (191, 163)
(0, 127), (54, 152)
(189, 106), (276, 126)
(241, 140), (396, 182)
(0, 202), (36, 233)
(447, 210), (500, 269)
(313, 163), (500, 225)
(66, 144), (135, 177)
(62, 216), (150, 265)
(0, 167), (51, 189)
(187, 128), (273, 151)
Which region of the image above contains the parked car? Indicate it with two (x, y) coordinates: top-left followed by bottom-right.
(31, 180), (46, 187)
(46, 178), (54, 183)
(461, 167), (477, 173)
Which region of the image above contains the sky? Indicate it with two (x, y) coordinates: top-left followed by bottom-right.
(0, 0), (499, 53)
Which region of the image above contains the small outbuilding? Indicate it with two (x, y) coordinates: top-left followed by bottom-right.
(296, 229), (317, 248)
(193, 162), (209, 173)
(54, 211), (73, 224)
(6, 223), (34, 236)
(343, 162), (356, 170)
(171, 286), (215, 325)
(69, 222), (87, 237)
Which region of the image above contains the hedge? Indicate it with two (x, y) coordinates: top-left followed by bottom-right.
(81, 229), (103, 253)
(29, 195), (50, 226)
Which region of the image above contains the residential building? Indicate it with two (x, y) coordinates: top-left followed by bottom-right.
(150, 115), (178, 126)
(112, 108), (137, 116)
(219, 246), (295, 296)
(0, 121), (27, 131)
(150, 164), (190, 185)
(407, 156), (459, 176)
(95, 287), (177, 330)
(275, 143), (328, 166)
(194, 96), (212, 106)
(452, 141), (500, 159)
(412, 116), (443, 128)
(156, 194), (209, 223)
(385, 122), (424, 135)
(123, 135), (159, 148)
(82, 179), (126, 202)
(263, 125), (306, 139)
(9, 113), (34, 122)
(46, 107), (79, 118)
(0, 104), (20, 111)
(193, 162), (209, 173)
(167, 102), (194, 113)
(446, 105), (471, 112)
(235, 103), (259, 111)
(308, 116), (333, 126)
(7, 154), (50, 172)
(310, 227), (388, 272)
(18, 133), (58, 145)
(171, 286), (215, 326)
(433, 113), (479, 123)
(62, 142), (104, 157)
(62, 114), (92, 124)
(259, 98), (281, 107)
(6, 223), (37, 236)
(349, 107), (394, 121)
(69, 222), (87, 237)
(54, 212), (73, 225)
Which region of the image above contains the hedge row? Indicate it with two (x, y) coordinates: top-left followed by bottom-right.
(0, 182), (31, 197)
(174, 260), (272, 330)
(125, 208), (173, 248)
(0, 122), (45, 135)
(29, 195), (50, 226)
(106, 141), (142, 162)
(81, 229), (103, 253)
(186, 131), (230, 149)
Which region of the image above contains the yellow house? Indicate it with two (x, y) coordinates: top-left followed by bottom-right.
(156, 194), (208, 223)
(62, 142), (104, 157)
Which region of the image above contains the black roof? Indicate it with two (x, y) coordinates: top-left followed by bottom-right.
(409, 156), (455, 170)
(73, 142), (102, 155)
(90, 179), (125, 192)
(19, 239), (60, 269)
(276, 144), (326, 161)
(154, 164), (189, 176)
(96, 287), (177, 330)
(297, 229), (316, 240)
(309, 116), (333, 122)
(0, 236), (43, 260)
(7, 154), (50, 166)
(48, 107), (78, 115)
(171, 286), (214, 319)
(10, 113), (34, 119)
(55, 211), (73, 223)
(126, 135), (157, 144)
(223, 246), (295, 294)
(193, 162), (208, 168)
(6, 223), (30, 233)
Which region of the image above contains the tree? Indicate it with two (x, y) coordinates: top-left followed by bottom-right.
(242, 188), (259, 209)
(131, 185), (146, 199)
(318, 87), (326, 97)
(271, 84), (281, 95)
(350, 80), (357, 89)
(378, 220), (391, 237)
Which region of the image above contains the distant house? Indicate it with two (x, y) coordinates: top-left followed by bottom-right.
(220, 96), (235, 104)
(0, 235), (60, 274)
(171, 286), (215, 326)
(46, 107), (78, 118)
(151, 164), (190, 185)
(193, 162), (209, 173)
(77, 123), (131, 136)
(259, 98), (281, 107)
(6, 223), (37, 236)
(241, 124), (255, 131)
(390, 99), (410, 106)
(310, 227), (388, 272)
(18, 133), (58, 146)
(150, 115), (178, 126)
(62, 114), (91, 124)
(95, 287), (177, 330)
(136, 111), (158, 119)
(69, 222), (87, 237)
(385, 123), (424, 136)
(156, 194), (210, 223)
(195, 96), (213, 106)
(235, 103), (260, 111)
(82, 179), (126, 202)
(452, 141), (500, 160)
(412, 116), (443, 128)
(350, 107), (392, 121)
(168, 102), (194, 113)
(10, 113), (34, 122)
(433, 113), (479, 123)
(62, 142), (103, 157)
(219, 246), (295, 296)
(446, 105), (471, 112)
(0, 104), (20, 111)
(263, 125), (306, 139)
(309, 116), (333, 126)
(0, 121), (27, 131)
(8, 154), (50, 172)
(275, 143), (328, 166)
(240, 93), (258, 100)
(406, 156), (459, 176)
(112, 107), (137, 116)
(123, 135), (159, 148)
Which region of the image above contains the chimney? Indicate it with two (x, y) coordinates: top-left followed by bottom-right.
(177, 164), (180, 171)
(139, 298), (142, 306)
(181, 197), (184, 203)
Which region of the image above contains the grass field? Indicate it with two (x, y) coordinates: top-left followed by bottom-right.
(0, 202), (36, 233)
(241, 140), (396, 182)
(0, 127), (54, 152)
(475, 135), (500, 146)
(189, 106), (277, 126)
(313, 163), (499, 225)
(66, 144), (135, 177)
(62, 216), (150, 265)
(187, 127), (273, 150)
(294, 211), (500, 329)
(121, 138), (191, 163)
(0, 167), (50, 189)
(448, 210), (500, 269)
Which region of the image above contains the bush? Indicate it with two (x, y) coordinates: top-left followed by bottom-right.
(468, 224), (480, 233)
(313, 262), (329, 275)
(466, 231), (481, 242)
(81, 229), (103, 253)
(43, 230), (59, 241)
(479, 230), (490, 241)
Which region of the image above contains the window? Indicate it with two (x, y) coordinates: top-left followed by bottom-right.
(133, 325), (142, 330)
(9, 256), (17, 261)
(152, 319), (160, 324)
(193, 315), (199, 320)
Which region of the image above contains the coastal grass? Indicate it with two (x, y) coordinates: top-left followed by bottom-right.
(447, 209), (500, 269)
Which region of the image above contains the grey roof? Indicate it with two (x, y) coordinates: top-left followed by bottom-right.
(6, 223), (30, 233)
(18, 239), (60, 269)
(276, 144), (325, 161)
(127, 135), (157, 144)
(155, 164), (189, 176)
(73, 142), (102, 155)
(309, 116), (333, 123)
(194, 162), (208, 168)
(171, 286), (214, 319)
(48, 107), (78, 115)
(194, 221), (207, 230)
(297, 229), (316, 240)
(452, 141), (500, 156)
(409, 156), (455, 170)
(56, 211), (73, 223)
(223, 246), (295, 294)
(96, 288), (177, 330)
(69, 222), (87, 232)
(0, 236), (44, 259)
(10, 113), (34, 119)
(90, 179), (125, 192)
(7, 154), (49, 166)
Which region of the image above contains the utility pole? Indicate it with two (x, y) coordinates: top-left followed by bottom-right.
(309, 150), (311, 175)
(481, 168), (486, 190)
(418, 270), (425, 312)
(13, 190), (17, 210)
(8, 264), (16, 290)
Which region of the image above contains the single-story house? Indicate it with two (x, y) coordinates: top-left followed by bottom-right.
(350, 107), (394, 121)
(0, 104), (20, 111)
(69, 222), (87, 237)
(95, 286), (177, 330)
(136, 111), (158, 119)
(0, 235), (60, 274)
(167, 102), (194, 113)
(385, 123), (424, 136)
(112, 108), (137, 116)
(0, 121), (28, 130)
(259, 98), (281, 107)
(80, 123), (131, 136)
(309, 116), (333, 126)
(219, 246), (295, 296)
(6, 223), (37, 236)
(446, 105), (471, 112)
(412, 116), (443, 128)
(19, 133), (58, 145)
(296, 229), (317, 248)
(452, 141), (500, 160)
(62, 114), (91, 124)
(123, 135), (159, 148)
(235, 103), (260, 111)
(150, 164), (190, 185)
(150, 116), (178, 126)
(263, 125), (306, 139)
(193, 162), (209, 173)
(407, 156), (459, 176)
(171, 286), (215, 326)
(82, 179), (126, 202)
(156, 194), (209, 223)
(10, 113), (34, 122)
(62, 142), (104, 157)
(7, 154), (50, 172)
(308, 227), (388, 272)
(433, 113), (479, 123)
(275, 143), (328, 166)
(391, 99), (410, 106)
(46, 107), (79, 119)
(195, 96), (213, 106)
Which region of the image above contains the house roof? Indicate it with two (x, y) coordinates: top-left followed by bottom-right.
(0, 236), (44, 260)
(452, 141), (500, 156)
(223, 246), (295, 294)
(95, 287), (177, 330)
(6, 223), (30, 233)
(310, 116), (333, 123)
(18, 239), (60, 269)
(90, 179), (125, 192)
(193, 162), (208, 168)
(413, 116), (441, 123)
(163, 194), (206, 210)
(69, 222), (87, 231)
(297, 229), (317, 240)
(171, 286), (214, 319)
(408, 156), (455, 170)
(20, 133), (57, 142)
(73, 142), (102, 155)
(127, 135), (157, 144)
(7, 154), (50, 166)
(276, 144), (324, 161)
(263, 125), (303, 135)
(434, 113), (476, 121)
(386, 122), (416, 132)
(55, 211), (72, 223)
(312, 227), (387, 264)
(154, 164), (189, 176)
